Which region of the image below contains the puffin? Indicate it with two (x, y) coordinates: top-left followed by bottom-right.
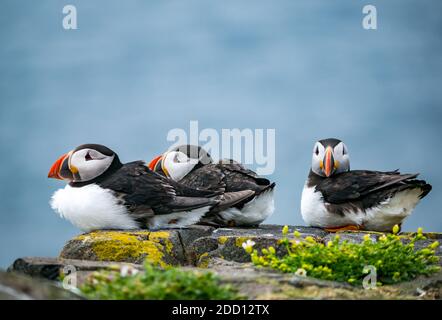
(301, 138), (432, 232)
(48, 144), (253, 232)
(148, 144), (276, 227)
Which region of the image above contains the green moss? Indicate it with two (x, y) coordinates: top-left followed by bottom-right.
(76, 231), (172, 268)
(80, 262), (242, 300)
(247, 226), (440, 286)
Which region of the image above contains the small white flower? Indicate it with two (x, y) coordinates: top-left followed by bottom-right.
(120, 265), (139, 277)
(295, 268), (307, 277)
(242, 239), (256, 253)
(242, 239), (256, 249)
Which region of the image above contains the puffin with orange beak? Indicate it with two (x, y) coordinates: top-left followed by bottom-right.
(301, 138), (432, 232)
(149, 144), (275, 227)
(47, 144), (252, 232)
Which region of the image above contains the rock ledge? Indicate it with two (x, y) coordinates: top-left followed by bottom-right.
(8, 225), (442, 300)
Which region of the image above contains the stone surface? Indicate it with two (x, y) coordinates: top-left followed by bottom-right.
(10, 225), (442, 300)
(193, 225), (327, 266)
(8, 257), (143, 280)
(0, 270), (82, 300)
(322, 231), (384, 244)
(8, 257), (64, 280)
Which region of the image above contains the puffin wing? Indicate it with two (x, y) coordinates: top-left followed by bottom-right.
(218, 160), (274, 193)
(178, 164), (256, 210)
(99, 161), (218, 215)
(219, 159), (262, 179)
(179, 164), (226, 192)
(317, 170), (427, 204)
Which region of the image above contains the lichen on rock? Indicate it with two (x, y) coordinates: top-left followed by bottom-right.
(60, 230), (179, 267)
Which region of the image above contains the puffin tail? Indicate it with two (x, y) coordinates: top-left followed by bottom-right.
(414, 180), (432, 199)
(400, 173), (432, 199)
(262, 182), (276, 192)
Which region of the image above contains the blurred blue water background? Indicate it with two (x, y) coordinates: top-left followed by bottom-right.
(0, 0), (441, 268)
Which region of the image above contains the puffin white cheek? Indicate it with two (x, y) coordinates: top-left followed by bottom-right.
(76, 157), (114, 182)
(176, 152), (193, 163)
(162, 152), (197, 181)
(168, 162), (196, 181)
(79, 162), (102, 181)
(335, 155), (350, 173)
(311, 155), (322, 175)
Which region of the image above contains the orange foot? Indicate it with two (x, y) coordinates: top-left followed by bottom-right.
(324, 225), (362, 233)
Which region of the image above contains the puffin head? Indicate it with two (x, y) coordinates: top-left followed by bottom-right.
(311, 138), (350, 177)
(148, 144), (213, 181)
(48, 144), (122, 184)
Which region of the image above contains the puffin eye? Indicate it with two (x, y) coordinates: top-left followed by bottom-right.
(85, 152), (93, 161)
(315, 146), (319, 156)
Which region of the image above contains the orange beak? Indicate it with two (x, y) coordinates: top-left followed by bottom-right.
(48, 153), (68, 180)
(324, 146), (334, 177)
(148, 155), (163, 171)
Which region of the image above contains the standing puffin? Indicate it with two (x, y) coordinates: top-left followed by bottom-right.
(148, 145), (276, 227)
(48, 144), (252, 232)
(301, 138), (432, 232)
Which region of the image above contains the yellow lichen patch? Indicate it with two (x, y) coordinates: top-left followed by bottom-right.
(218, 236), (228, 245)
(149, 231), (173, 254)
(235, 237), (253, 248)
(74, 231), (171, 268)
(197, 252), (210, 268)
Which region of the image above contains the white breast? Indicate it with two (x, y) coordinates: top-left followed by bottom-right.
(218, 189), (275, 226)
(50, 184), (139, 232)
(301, 184), (359, 228)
